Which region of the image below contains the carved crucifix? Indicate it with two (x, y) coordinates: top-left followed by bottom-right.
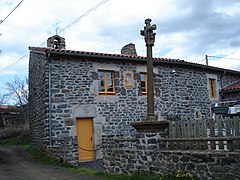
(140, 18), (157, 121)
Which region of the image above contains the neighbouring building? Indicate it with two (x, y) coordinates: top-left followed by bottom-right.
(221, 80), (240, 101)
(28, 35), (240, 166)
(0, 106), (24, 128)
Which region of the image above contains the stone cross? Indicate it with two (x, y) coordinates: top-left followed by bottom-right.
(140, 18), (157, 46)
(140, 18), (157, 121)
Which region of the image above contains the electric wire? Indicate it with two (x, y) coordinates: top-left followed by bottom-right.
(58, 0), (110, 34)
(207, 55), (240, 61)
(0, 0), (23, 25)
(0, 0), (111, 74)
(0, 55), (27, 73)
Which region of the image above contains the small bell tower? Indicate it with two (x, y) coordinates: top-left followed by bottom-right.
(47, 35), (66, 50)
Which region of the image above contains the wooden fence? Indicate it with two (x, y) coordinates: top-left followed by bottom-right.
(164, 115), (240, 151)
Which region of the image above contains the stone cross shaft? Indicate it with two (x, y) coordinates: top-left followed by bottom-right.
(140, 18), (157, 121)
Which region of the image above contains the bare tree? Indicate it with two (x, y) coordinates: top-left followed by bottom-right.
(5, 76), (28, 106)
(0, 92), (8, 106)
(5, 76), (29, 125)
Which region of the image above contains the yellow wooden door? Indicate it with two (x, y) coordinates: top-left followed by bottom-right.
(76, 118), (94, 161)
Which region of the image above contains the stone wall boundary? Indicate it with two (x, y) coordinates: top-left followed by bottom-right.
(102, 134), (240, 179)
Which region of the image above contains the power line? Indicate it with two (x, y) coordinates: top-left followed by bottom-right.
(59, 0), (110, 34)
(0, 0), (23, 54)
(0, 55), (27, 73)
(0, 0), (24, 25)
(38, 0), (111, 47)
(207, 55), (240, 61)
(0, 0), (111, 74)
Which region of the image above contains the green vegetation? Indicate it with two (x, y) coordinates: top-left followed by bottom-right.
(100, 173), (161, 180)
(26, 146), (58, 165)
(0, 125), (29, 140)
(0, 135), (29, 146)
(0, 137), (199, 180)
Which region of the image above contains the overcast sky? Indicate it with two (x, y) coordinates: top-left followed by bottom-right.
(1, 0), (240, 99)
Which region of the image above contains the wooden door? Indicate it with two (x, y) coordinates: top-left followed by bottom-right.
(76, 118), (94, 161)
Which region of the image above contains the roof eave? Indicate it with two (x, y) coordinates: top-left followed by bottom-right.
(44, 50), (240, 75)
(222, 89), (240, 93)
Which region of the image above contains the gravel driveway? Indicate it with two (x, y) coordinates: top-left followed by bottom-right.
(0, 146), (102, 180)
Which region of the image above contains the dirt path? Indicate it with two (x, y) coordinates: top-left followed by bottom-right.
(0, 146), (102, 180)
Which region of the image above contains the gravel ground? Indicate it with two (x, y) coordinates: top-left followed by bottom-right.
(0, 146), (103, 180)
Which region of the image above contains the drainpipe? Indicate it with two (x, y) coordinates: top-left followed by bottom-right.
(47, 53), (52, 147)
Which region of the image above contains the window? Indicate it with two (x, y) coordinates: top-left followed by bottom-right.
(140, 73), (147, 95)
(98, 70), (115, 95)
(207, 74), (218, 100)
(209, 79), (216, 98)
(124, 72), (134, 88)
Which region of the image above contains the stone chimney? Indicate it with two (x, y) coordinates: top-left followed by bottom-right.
(121, 43), (137, 56)
(47, 35), (66, 50)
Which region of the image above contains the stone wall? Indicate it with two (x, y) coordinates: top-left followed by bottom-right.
(29, 52), (49, 150)
(102, 134), (240, 179)
(29, 50), (240, 164)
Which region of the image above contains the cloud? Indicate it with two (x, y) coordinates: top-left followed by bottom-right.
(0, 0), (240, 93)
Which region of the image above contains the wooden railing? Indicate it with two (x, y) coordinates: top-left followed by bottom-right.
(162, 115), (240, 151)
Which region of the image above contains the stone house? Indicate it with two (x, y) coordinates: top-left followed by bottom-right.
(221, 80), (240, 101)
(28, 35), (240, 165)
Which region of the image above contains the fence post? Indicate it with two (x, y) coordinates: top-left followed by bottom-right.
(195, 119), (200, 149)
(233, 116), (240, 149)
(216, 115), (224, 150)
(208, 118), (216, 150)
(202, 119), (208, 149)
(228, 139), (234, 152)
(168, 121), (174, 149)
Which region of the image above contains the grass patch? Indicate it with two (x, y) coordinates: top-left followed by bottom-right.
(100, 173), (161, 180)
(0, 136), (29, 146)
(100, 172), (199, 180)
(64, 166), (101, 176)
(26, 146), (58, 165)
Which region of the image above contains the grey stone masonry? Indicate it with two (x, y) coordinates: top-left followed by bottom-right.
(29, 52), (49, 149)
(102, 134), (240, 179)
(121, 43), (137, 56)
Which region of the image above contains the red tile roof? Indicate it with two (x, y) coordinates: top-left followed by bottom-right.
(29, 46), (184, 62)
(223, 81), (240, 92)
(29, 47), (240, 75)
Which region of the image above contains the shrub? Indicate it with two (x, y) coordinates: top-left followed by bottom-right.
(0, 124), (29, 140)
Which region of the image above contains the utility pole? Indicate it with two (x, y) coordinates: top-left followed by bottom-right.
(205, 55), (208, 66)
(140, 18), (157, 122)
(0, 28), (1, 54)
